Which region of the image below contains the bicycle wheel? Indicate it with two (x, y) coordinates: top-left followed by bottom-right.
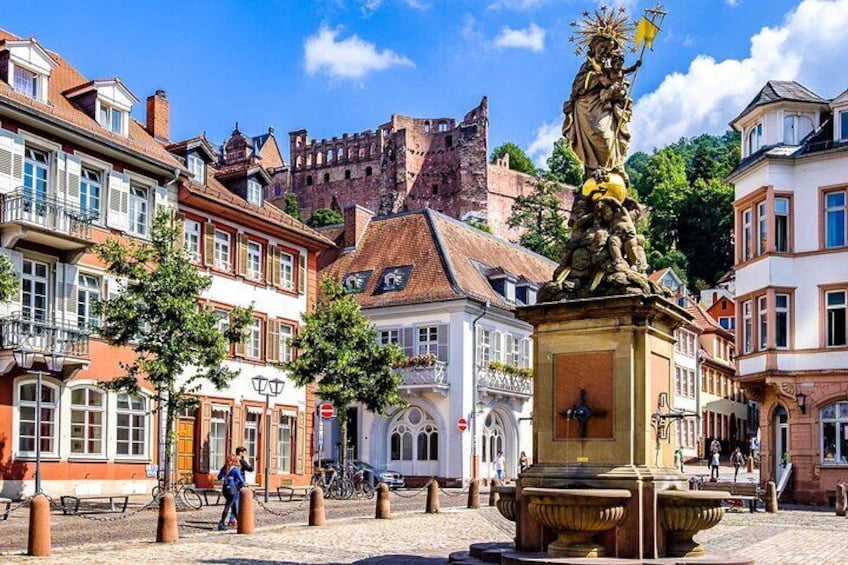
(151, 485), (162, 499)
(362, 481), (375, 500)
(181, 487), (203, 510)
(342, 478), (355, 500)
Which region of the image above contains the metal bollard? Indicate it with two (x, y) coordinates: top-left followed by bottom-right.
(237, 487), (255, 534)
(309, 487), (325, 526)
(376, 482), (391, 519)
(426, 479), (440, 514)
(156, 492), (178, 543)
(27, 493), (52, 556)
(836, 484), (846, 516)
(489, 478), (500, 507)
(467, 478), (480, 509)
(765, 480), (778, 513)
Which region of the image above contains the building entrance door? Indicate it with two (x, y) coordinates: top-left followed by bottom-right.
(177, 416), (196, 479)
(774, 406), (789, 485)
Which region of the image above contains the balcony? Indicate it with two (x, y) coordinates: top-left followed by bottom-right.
(477, 367), (533, 400)
(1, 189), (97, 258)
(0, 316), (90, 374)
(396, 361), (449, 396)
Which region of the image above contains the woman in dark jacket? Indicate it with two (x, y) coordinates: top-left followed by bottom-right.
(218, 455), (245, 530)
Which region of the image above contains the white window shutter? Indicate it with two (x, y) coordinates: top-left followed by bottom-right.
(62, 263), (79, 328)
(521, 338), (532, 369)
(55, 150), (67, 204)
(106, 170), (129, 230)
(0, 248), (22, 317)
(0, 130), (25, 194)
(436, 324), (449, 363)
(65, 153), (81, 205)
(492, 330), (502, 363)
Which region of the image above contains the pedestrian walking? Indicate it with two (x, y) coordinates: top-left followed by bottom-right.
(710, 438), (721, 455)
(732, 447), (744, 482)
(674, 446), (684, 473)
(236, 446), (254, 474)
(218, 455), (245, 531)
(494, 451), (506, 482)
(709, 450), (721, 480)
(519, 451), (529, 473)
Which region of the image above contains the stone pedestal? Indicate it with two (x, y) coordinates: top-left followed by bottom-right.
(516, 295), (691, 560)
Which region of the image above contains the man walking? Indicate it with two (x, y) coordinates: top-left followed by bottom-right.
(494, 451), (506, 483)
(709, 450), (721, 480)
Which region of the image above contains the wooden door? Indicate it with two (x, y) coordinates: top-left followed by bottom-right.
(177, 416), (196, 479)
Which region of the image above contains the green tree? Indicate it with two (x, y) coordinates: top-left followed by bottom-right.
(465, 218), (492, 233)
(677, 178), (735, 285)
(0, 254), (18, 302)
(307, 208), (344, 228)
(283, 192), (303, 222)
(508, 178), (571, 261)
(283, 276), (405, 468)
(490, 142), (538, 176)
(94, 211), (253, 488)
(543, 138), (584, 186)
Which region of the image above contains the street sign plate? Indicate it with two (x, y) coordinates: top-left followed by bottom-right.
(319, 403), (335, 419)
(457, 417), (468, 432)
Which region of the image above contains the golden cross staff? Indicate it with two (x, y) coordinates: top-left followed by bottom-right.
(628, 3), (668, 101)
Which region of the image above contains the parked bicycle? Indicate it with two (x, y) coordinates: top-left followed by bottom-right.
(152, 472), (203, 510)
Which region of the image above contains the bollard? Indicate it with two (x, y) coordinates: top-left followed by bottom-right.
(27, 493), (51, 556)
(237, 487), (255, 534)
(836, 484), (846, 516)
(309, 486), (325, 527)
(489, 478), (500, 507)
(747, 455), (754, 473)
(375, 482), (391, 519)
(156, 492), (178, 543)
(842, 484), (848, 518)
(425, 479), (440, 514)
(765, 480), (778, 513)
(467, 478), (480, 509)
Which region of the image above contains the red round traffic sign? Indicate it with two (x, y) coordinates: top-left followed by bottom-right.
(319, 403), (335, 419)
(457, 417), (468, 432)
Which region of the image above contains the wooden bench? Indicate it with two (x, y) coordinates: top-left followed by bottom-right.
(0, 498), (11, 520)
(700, 481), (762, 512)
(60, 494), (130, 515)
(276, 486), (312, 502)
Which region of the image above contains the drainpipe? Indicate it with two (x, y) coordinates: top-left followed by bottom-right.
(471, 300), (489, 482)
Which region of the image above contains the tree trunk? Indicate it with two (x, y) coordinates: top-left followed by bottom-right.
(339, 416), (348, 471)
(163, 390), (175, 491)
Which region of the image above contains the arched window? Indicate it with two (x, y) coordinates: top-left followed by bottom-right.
(747, 123), (763, 156)
(323, 172), (330, 184)
(306, 153), (312, 167)
(344, 169), (352, 180)
(337, 147), (344, 160)
(326, 149), (333, 163)
(295, 156), (302, 168)
(18, 380), (60, 457)
(482, 411), (504, 463)
(390, 406), (438, 462)
(306, 175), (313, 186)
(783, 114), (814, 145)
(821, 401), (848, 465)
(316, 152), (323, 165)
(70, 387), (105, 455)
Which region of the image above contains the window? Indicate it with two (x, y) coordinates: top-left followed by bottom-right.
(417, 326), (438, 356)
(757, 202), (767, 255)
(323, 173), (330, 184)
(279, 324), (293, 363)
(80, 168), (102, 220)
(365, 166), (373, 177)
(214, 230), (231, 271)
(841, 111), (848, 142)
(18, 381), (58, 456)
(99, 103), (124, 135)
(77, 274), (101, 329)
(477, 327), (491, 366)
(821, 402), (848, 465)
(758, 295), (768, 350)
(128, 185), (148, 236)
(379, 329), (399, 346)
(742, 300), (753, 354)
(184, 219), (201, 263)
(482, 412), (504, 464)
(775, 197), (789, 252)
(280, 252), (294, 290)
(306, 175), (313, 186)
(718, 316), (735, 330)
(243, 411), (259, 469)
(187, 154), (205, 184)
(23, 147), (48, 213)
(506, 334), (519, 366)
(277, 414), (293, 473)
(775, 294), (789, 349)
(825, 190), (846, 248)
(70, 387), (105, 456)
(21, 259), (49, 326)
(247, 318), (262, 359)
(826, 290), (847, 347)
(742, 209), (752, 261)
(390, 407), (438, 462)
(344, 170), (351, 180)
(116, 394), (146, 457)
(247, 240), (263, 281)
(445, 135), (453, 148)
(746, 123), (763, 155)
(209, 408), (229, 471)
(783, 114), (813, 145)
(247, 179), (262, 206)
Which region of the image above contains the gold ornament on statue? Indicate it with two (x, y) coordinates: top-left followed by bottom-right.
(581, 174), (627, 202)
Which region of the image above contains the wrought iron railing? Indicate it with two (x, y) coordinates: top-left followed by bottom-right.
(477, 367), (533, 396)
(396, 361), (449, 387)
(0, 316), (90, 358)
(2, 189), (98, 241)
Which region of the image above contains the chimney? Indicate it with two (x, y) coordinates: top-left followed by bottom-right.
(146, 90), (169, 142)
(344, 205), (373, 251)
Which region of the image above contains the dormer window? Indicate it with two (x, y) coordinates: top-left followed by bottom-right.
(384, 273), (398, 287)
(840, 111), (848, 142)
(99, 103), (125, 134)
(343, 270), (372, 294)
(4, 40), (56, 104)
(746, 123), (763, 156)
(187, 154), (205, 184)
(247, 179), (262, 206)
(375, 266), (412, 293)
(783, 114), (813, 145)
(13, 66), (39, 99)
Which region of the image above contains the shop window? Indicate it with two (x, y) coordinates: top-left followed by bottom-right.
(821, 402), (848, 464)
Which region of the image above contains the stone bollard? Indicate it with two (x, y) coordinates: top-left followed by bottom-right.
(156, 492), (178, 543)
(375, 482), (391, 519)
(765, 480), (778, 513)
(237, 487), (255, 534)
(27, 493), (52, 556)
(467, 478), (480, 509)
(747, 455), (754, 473)
(489, 478), (500, 507)
(309, 487), (325, 527)
(836, 484), (846, 516)
(425, 479), (440, 514)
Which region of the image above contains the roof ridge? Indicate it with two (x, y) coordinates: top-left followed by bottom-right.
(423, 209), (466, 301)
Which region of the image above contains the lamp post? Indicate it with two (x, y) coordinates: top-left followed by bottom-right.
(251, 375), (285, 503)
(14, 345), (66, 495)
(471, 301), (489, 481)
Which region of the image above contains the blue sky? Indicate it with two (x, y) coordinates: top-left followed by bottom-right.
(4, 0), (847, 165)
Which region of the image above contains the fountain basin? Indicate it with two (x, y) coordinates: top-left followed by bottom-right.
(658, 489), (729, 558)
(494, 485), (517, 522)
(523, 487), (631, 558)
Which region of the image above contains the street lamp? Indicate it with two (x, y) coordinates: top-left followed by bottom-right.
(795, 391), (807, 415)
(251, 375), (285, 502)
(14, 345), (65, 495)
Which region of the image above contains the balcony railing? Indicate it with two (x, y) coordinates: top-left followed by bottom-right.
(0, 316), (90, 359)
(2, 189), (98, 241)
(477, 367), (533, 397)
(396, 361), (449, 388)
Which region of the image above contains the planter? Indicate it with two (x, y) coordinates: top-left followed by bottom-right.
(494, 485), (516, 522)
(658, 489), (728, 557)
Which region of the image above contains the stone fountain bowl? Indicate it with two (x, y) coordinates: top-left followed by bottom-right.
(523, 487), (631, 558)
(493, 484), (516, 522)
(658, 489), (729, 558)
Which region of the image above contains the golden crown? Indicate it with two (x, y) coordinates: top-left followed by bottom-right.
(569, 5), (636, 56)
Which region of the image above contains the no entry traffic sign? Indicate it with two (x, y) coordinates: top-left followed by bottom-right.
(457, 417), (468, 432)
(319, 403), (336, 419)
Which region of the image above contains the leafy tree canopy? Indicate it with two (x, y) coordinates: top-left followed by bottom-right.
(307, 208), (344, 228)
(465, 218), (492, 234)
(508, 178), (571, 261)
(283, 192), (303, 222)
(543, 138), (584, 186)
(490, 142), (538, 176)
(0, 254), (18, 303)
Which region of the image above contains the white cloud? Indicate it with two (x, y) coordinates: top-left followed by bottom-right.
(630, 0), (848, 152)
(488, 0), (546, 10)
(493, 23), (546, 52)
(405, 0), (431, 8)
(357, 0), (382, 14)
(304, 25), (414, 81)
(527, 120), (562, 168)
(726, 0), (740, 6)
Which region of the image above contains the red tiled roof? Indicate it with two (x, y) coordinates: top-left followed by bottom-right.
(685, 302), (733, 339)
(648, 267), (670, 283)
(0, 30), (184, 171)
